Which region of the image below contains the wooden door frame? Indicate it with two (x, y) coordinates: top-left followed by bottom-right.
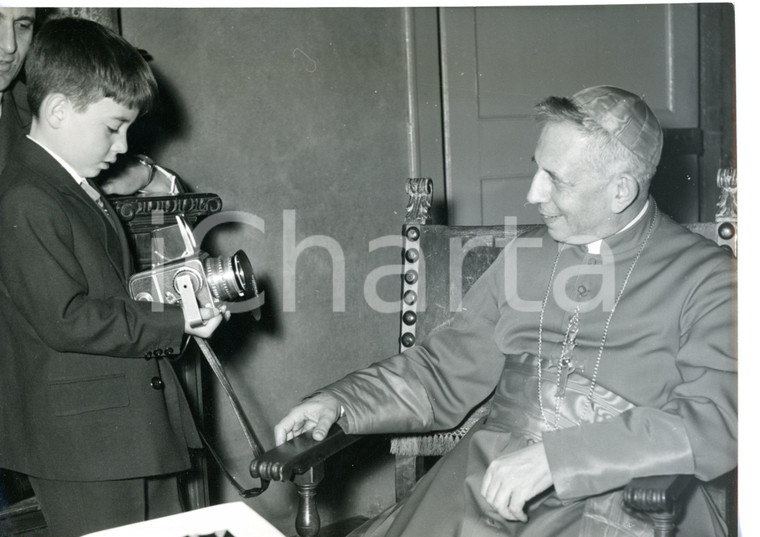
(698, 3), (736, 221)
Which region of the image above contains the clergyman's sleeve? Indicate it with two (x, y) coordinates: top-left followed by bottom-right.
(323, 251), (510, 435)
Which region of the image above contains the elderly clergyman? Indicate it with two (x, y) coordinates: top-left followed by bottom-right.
(275, 86), (736, 537)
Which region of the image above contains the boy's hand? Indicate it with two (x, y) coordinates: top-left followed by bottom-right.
(183, 304), (230, 338)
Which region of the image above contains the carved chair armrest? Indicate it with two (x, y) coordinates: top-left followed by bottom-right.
(250, 425), (362, 537)
(251, 425), (360, 482)
(623, 474), (695, 537)
(623, 474), (694, 513)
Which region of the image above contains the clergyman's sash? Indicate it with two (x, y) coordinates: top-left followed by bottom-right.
(485, 353), (658, 537)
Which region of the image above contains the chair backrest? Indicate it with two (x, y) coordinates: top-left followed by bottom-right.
(398, 223), (538, 351)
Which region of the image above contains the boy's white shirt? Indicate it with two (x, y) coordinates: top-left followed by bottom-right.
(26, 133), (109, 214)
(27, 133), (88, 187)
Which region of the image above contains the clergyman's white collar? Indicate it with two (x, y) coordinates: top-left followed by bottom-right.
(584, 200), (650, 255)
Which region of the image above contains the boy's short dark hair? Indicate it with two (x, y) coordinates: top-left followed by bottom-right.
(26, 17), (157, 117)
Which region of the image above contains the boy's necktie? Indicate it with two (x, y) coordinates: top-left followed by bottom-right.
(79, 179), (109, 215)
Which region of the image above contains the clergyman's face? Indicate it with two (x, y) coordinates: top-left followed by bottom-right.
(526, 121), (617, 245)
(0, 8), (35, 93)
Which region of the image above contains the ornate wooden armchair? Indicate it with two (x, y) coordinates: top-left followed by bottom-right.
(252, 175), (737, 537)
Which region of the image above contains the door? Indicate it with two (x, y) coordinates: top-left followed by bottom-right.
(438, 5), (699, 225)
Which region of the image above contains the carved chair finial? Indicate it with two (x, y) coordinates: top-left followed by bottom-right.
(715, 167), (737, 223)
(405, 178), (433, 224)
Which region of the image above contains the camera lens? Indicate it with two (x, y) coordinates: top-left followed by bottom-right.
(203, 250), (259, 303)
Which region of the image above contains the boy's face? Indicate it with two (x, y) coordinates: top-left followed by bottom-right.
(58, 97), (139, 178)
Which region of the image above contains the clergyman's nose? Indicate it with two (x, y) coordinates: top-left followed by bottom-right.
(526, 172), (549, 205)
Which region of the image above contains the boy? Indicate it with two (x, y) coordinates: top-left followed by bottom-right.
(0, 17), (225, 536)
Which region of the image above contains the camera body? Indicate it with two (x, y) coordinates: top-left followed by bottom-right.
(128, 217), (258, 327)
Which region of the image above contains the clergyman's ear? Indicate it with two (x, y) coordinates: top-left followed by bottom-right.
(610, 174), (640, 214)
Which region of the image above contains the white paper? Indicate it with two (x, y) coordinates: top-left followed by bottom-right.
(81, 502), (286, 537)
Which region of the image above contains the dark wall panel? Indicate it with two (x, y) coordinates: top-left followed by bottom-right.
(121, 8), (409, 531)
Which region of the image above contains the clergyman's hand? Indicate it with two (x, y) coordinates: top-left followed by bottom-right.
(100, 156), (154, 195)
(274, 392), (342, 446)
(100, 155), (178, 196)
(480, 442), (554, 522)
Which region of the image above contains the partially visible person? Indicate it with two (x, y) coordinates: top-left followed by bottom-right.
(0, 17), (226, 537)
(0, 7), (34, 168)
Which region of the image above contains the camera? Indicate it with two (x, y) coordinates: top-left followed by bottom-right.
(128, 216), (259, 327)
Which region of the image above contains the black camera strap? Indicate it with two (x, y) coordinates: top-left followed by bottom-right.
(193, 336), (269, 498)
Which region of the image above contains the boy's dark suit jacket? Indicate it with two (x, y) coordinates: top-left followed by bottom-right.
(0, 137), (201, 482)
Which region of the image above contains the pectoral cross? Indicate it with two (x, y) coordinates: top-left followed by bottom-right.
(556, 308), (580, 398)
